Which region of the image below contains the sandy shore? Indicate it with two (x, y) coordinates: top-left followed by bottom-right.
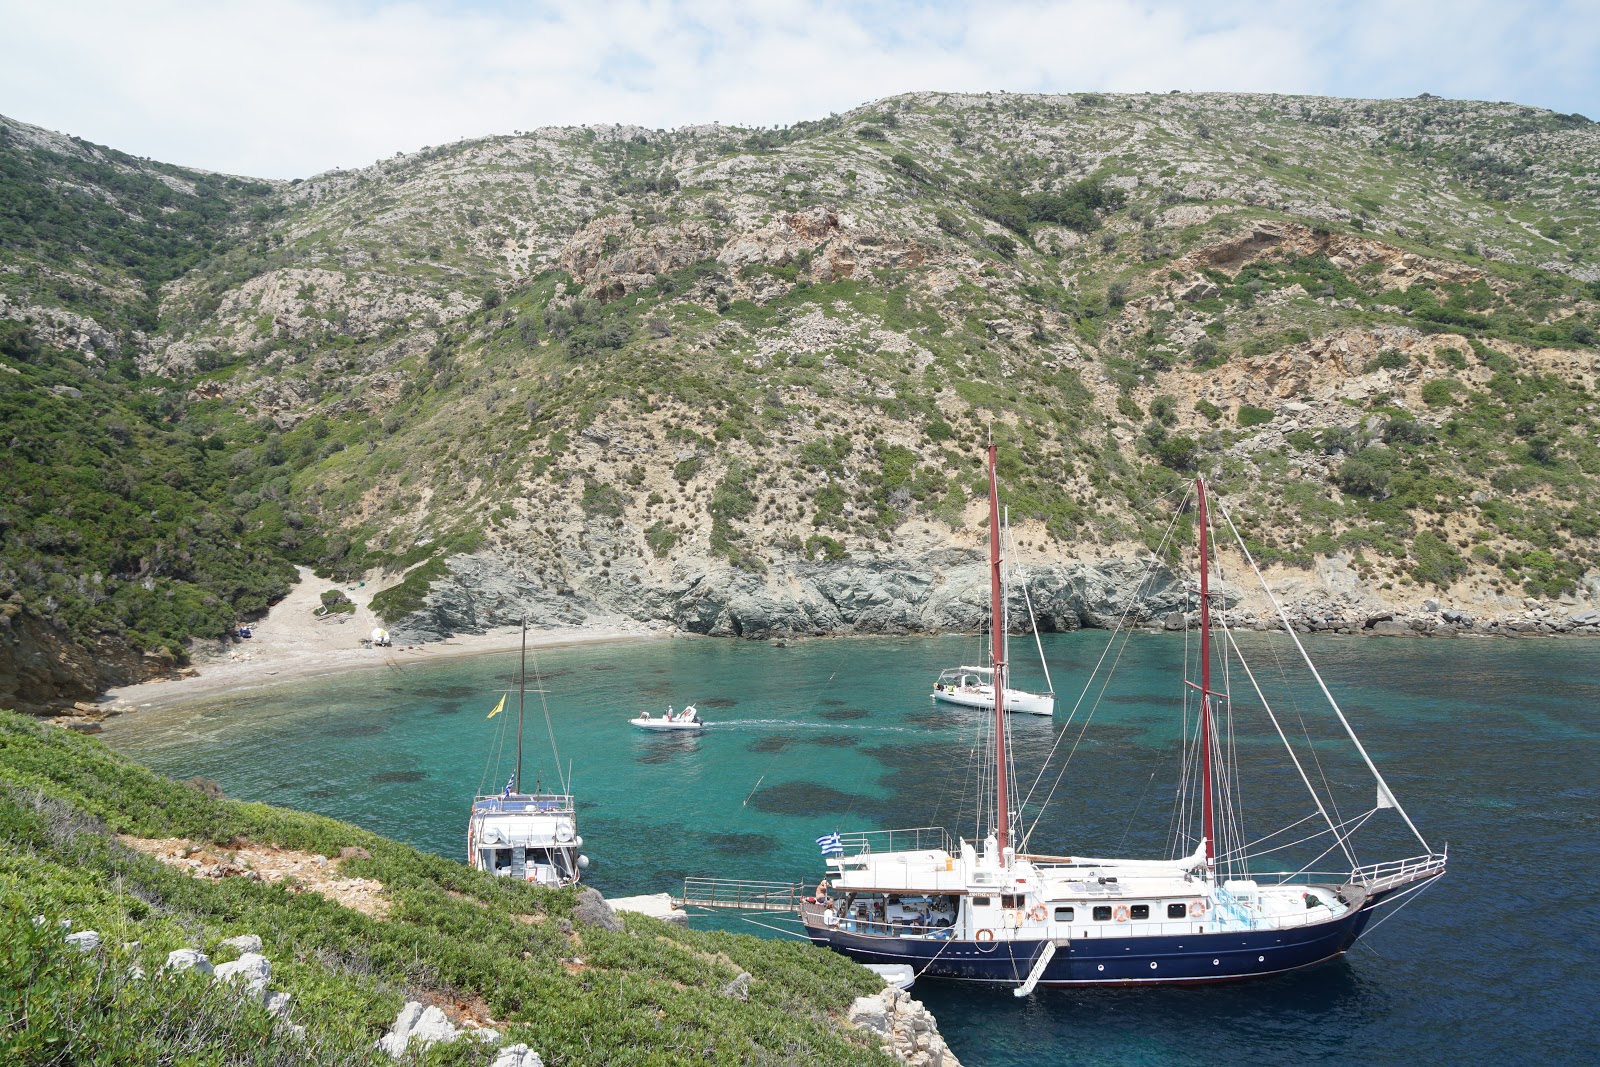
(100, 566), (671, 714)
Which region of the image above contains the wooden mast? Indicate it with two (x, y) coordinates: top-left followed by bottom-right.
(515, 616), (526, 794)
(1196, 477), (1216, 871)
(988, 444), (1010, 860)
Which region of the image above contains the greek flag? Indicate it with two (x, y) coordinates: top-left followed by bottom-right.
(502, 774), (516, 797)
(816, 832), (844, 857)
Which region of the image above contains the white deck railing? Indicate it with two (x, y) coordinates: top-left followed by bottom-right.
(838, 826), (954, 857)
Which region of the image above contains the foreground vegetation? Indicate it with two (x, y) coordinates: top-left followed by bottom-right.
(0, 711), (885, 1065)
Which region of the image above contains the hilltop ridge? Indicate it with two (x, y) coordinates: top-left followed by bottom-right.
(3, 91), (1600, 708)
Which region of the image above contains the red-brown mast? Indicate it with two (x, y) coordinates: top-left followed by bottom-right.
(1196, 476), (1216, 870)
(988, 444), (1009, 860)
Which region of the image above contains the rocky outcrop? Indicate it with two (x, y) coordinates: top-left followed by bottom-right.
(396, 549), (1193, 643)
(0, 608), (172, 714)
(847, 986), (961, 1067)
(375, 1000), (511, 1059)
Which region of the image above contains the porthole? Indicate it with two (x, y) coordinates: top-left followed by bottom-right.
(1258, 955), (1265, 962)
(1097, 964), (1104, 971)
(1149, 962), (1158, 970)
(1212, 959), (1219, 965)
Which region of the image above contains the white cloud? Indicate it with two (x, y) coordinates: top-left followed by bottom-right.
(0, 0), (1594, 179)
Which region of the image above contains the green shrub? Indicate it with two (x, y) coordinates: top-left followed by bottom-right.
(1337, 451), (1394, 496)
(1194, 399), (1222, 422)
(1420, 379), (1458, 406)
(1237, 405), (1275, 428)
(645, 522), (678, 558)
(1411, 530), (1466, 587)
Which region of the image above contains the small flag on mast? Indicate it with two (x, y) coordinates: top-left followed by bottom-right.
(486, 695), (506, 719)
(503, 774), (516, 797)
(816, 831), (844, 857)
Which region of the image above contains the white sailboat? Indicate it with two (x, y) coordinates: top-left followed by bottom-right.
(799, 454), (1446, 989)
(931, 450), (1055, 717)
(465, 619), (589, 887)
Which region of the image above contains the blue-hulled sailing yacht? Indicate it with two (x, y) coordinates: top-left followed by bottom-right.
(799, 447), (1446, 989)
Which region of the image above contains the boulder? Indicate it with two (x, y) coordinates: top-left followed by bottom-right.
(492, 1045), (544, 1067)
(1369, 620), (1411, 637)
(848, 994), (890, 1035)
(162, 948), (213, 975)
(719, 971), (751, 1000)
(64, 930), (100, 953)
(572, 887), (622, 931)
(219, 934), (262, 954)
(213, 952), (271, 995)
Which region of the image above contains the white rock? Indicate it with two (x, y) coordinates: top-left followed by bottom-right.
(492, 1045), (545, 1067)
(64, 931), (100, 953)
(163, 948), (213, 975)
(214, 952), (272, 995)
(262, 990), (293, 1019)
(407, 1005), (460, 1048)
(219, 934), (263, 954)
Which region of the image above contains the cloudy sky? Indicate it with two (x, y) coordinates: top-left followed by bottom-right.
(2, 0), (1596, 180)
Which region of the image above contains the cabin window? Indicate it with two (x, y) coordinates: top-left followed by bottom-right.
(972, 896), (991, 907)
(1001, 895), (1022, 909)
(1131, 904), (1150, 920)
(1054, 907), (1076, 922)
(1167, 902), (1188, 918)
(1093, 906), (1112, 922)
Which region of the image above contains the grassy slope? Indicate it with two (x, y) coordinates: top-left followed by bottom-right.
(0, 711), (886, 1065)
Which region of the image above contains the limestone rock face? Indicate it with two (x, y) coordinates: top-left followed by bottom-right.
(848, 987), (962, 1067)
(219, 934), (263, 954)
(402, 550), (1194, 644)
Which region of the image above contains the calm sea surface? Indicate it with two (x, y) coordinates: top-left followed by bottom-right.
(101, 632), (1599, 1066)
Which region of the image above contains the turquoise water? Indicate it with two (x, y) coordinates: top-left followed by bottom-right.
(102, 632), (1599, 1066)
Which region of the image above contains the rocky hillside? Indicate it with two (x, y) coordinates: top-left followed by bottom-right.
(4, 92), (1600, 706)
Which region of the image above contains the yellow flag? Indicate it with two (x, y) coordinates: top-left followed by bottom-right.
(486, 694), (506, 720)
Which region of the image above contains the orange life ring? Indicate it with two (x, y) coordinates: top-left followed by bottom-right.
(1114, 905), (1129, 923)
(1190, 899), (1207, 917)
(1029, 905), (1047, 922)
(975, 928), (995, 943)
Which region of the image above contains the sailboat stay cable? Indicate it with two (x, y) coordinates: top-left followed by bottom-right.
(1216, 498), (1433, 853)
(524, 638), (566, 797)
(1004, 521), (1055, 698)
(1016, 483), (1191, 824)
(1018, 503), (1187, 846)
(1218, 621), (1359, 870)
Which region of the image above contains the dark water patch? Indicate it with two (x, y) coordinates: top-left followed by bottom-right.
(746, 780), (873, 816)
(432, 704), (462, 715)
(323, 721), (387, 738)
(819, 708), (870, 721)
(591, 664), (621, 671)
(748, 735), (799, 753)
(697, 697), (738, 708)
(803, 734), (860, 747)
(305, 785), (340, 799)
(638, 683), (671, 696)
(820, 698), (846, 706)
(370, 770), (426, 784)
(413, 684), (478, 701)
(706, 833), (778, 855)
(903, 712), (958, 730)
(635, 751), (675, 764)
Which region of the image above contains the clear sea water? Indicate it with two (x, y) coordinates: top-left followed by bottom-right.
(101, 632), (1599, 1066)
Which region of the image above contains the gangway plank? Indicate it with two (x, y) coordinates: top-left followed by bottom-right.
(678, 877), (806, 913)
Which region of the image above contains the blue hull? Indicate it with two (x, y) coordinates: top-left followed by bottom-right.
(805, 901), (1383, 986)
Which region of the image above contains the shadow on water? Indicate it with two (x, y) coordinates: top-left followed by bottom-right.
(748, 735), (799, 753)
(370, 770), (427, 784)
(706, 832), (778, 855)
(818, 708), (871, 720)
(746, 781), (873, 816)
(698, 697), (739, 708)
